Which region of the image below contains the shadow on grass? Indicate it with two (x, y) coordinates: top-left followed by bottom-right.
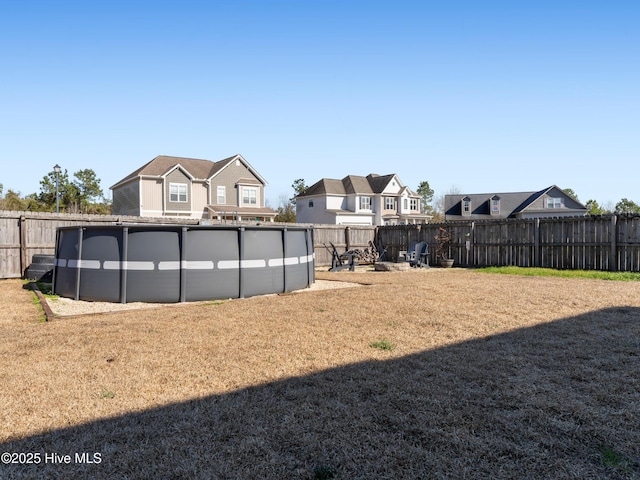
(2, 308), (640, 479)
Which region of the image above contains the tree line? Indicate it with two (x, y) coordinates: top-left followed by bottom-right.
(562, 188), (640, 215)
(4, 171), (638, 220)
(0, 168), (111, 214)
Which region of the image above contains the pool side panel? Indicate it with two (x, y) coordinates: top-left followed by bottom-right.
(54, 225), (315, 303)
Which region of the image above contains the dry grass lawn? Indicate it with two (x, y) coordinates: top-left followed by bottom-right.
(1, 268), (639, 479)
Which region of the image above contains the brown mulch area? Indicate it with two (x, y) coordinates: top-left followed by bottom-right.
(1, 269), (640, 479)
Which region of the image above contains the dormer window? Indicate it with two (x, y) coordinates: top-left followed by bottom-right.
(490, 195), (500, 215)
(462, 197), (471, 216)
(360, 196), (371, 210)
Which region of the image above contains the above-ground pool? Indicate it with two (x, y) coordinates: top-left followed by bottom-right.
(53, 224), (315, 303)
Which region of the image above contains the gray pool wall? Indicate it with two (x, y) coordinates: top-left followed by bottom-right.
(53, 225), (315, 303)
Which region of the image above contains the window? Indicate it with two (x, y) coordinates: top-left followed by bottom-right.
(360, 196), (371, 210)
(410, 198), (419, 211)
(385, 197), (395, 210)
(217, 186), (226, 204)
(491, 197), (500, 215)
(462, 198), (471, 215)
(403, 198), (408, 210)
(242, 187), (257, 206)
(169, 183), (187, 203)
(309, 199), (314, 208)
(548, 197), (563, 208)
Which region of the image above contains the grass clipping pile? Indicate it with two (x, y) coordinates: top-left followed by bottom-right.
(1, 268), (640, 479)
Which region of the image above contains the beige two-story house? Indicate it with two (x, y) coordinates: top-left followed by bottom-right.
(110, 154), (276, 221)
(296, 173), (432, 226)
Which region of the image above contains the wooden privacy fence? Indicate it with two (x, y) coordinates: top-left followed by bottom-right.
(377, 215), (640, 272)
(3, 211), (640, 278)
(0, 211), (377, 278)
(312, 225), (377, 266)
(0, 211), (203, 279)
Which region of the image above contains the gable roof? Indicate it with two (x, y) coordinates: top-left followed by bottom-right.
(445, 190), (537, 217)
(110, 154), (266, 189)
(514, 185), (586, 215)
(445, 185), (587, 219)
(299, 173), (415, 198)
(509, 188), (549, 216)
(343, 175), (374, 194)
(302, 178), (347, 196)
(208, 155), (268, 186)
(366, 173), (397, 193)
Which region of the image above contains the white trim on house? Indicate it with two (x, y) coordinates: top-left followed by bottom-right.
(161, 164), (195, 181)
(169, 183), (188, 203)
(208, 154), (269, 187)
(217, 185), (226, 204)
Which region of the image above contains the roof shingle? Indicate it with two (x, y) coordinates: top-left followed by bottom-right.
(111, 154), (239, 188)
(299, 173), (405, 197)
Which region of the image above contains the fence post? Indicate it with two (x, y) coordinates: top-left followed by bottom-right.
(345, 226), (351, 251)
(610, 215), (617, 272)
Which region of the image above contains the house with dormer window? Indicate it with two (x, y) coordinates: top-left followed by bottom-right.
(295, 173), (431, 226)
(445, 186), (587, 220)
(110, 154), (276, 222)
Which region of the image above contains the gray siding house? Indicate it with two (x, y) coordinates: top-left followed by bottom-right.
(111, 154), (276, 221)
(445, 185), (587, 220)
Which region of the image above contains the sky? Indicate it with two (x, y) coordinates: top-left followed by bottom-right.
(1, 0), (638, 210)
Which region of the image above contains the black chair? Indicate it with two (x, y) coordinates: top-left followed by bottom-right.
(408, 242), (429, 268)
(325, 242), (358, 272)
